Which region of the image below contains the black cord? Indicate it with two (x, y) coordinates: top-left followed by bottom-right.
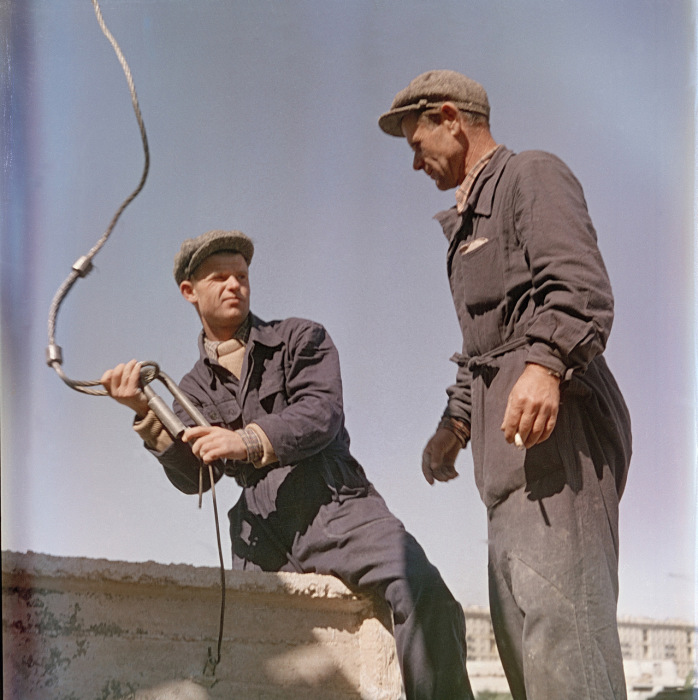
(203, 462), (226, 676)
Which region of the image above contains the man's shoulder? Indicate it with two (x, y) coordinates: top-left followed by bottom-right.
(506, 148), (569, 170)
(253, 315), (325, 336)
(497, 149), (583, 198)
(252, 315), (332, 349)
(504, 149), (577, 179)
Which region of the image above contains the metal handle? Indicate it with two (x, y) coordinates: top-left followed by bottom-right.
(138, 361), (210, 439)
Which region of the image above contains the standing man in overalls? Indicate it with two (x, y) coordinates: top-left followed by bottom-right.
(378, 70), (631, 699)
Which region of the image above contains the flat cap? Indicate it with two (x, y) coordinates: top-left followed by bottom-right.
(173, 229), (254, 284)
(378, 70), (489, 137)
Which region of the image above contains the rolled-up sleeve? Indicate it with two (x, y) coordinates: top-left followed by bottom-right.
(444, 351), (473, 426)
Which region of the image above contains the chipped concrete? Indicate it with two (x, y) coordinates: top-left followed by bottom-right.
(2, 551), (402, 700)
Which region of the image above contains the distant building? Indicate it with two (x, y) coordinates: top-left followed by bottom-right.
(463, 606), (510, 696)
(619, 616), (696, 697)
(463, 606), (697, 699)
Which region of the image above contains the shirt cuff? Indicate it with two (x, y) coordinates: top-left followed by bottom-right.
(438, 415), (471, 448)
(236, 424), (277, 468)
(525, 342), (570, 381)
(133, 410), (174, 452)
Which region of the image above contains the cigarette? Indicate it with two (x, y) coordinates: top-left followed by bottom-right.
(514, 432), (525, 450)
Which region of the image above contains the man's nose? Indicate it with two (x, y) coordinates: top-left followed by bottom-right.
(225, 275), (240, 289)
(412, 153), (424, 171)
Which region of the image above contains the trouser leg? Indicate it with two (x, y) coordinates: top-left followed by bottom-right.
(488, 466), (626, 700)
(488, 559), (526, 700)
(296, 488), (475, 700)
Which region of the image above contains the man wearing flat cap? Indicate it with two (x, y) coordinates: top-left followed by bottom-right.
(379, 70), (632, 699)
(101, 229), (475, 700)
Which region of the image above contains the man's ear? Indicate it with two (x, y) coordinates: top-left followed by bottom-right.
(440, 102), (461, 134)
(179, 279), (197, 303)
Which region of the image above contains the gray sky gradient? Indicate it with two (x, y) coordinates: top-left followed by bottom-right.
(2, 0), (695, 623)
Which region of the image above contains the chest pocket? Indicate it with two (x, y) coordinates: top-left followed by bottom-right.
(449, 233), (507, 356)
(452, 236), (505, 314)
(200, 396), (242, 428)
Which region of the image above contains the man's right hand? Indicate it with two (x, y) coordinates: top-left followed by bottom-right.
(101, 359), (150, 419)
(421, 428), (462, 485)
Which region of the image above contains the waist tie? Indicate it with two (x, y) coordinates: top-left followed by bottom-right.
(450, 336), (529, 371)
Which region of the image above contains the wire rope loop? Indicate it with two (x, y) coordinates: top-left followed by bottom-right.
(46, 1), (228, 675)
(46, 0), (149, 394)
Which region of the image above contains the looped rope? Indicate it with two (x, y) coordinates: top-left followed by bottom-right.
(137, 360), (161, 386)
(46, 0), (149, 395)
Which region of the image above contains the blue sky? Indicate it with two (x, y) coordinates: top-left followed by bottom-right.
(2, 0), (695, 623)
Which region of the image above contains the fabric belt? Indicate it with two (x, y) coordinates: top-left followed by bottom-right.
(450, 336), (529, 371)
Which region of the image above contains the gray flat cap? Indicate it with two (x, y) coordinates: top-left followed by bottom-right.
(173, 229), (254, 284)
(378, 70), (490, 137)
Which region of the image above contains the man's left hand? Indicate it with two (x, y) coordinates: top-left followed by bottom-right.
(421, 428), (462, 485)
(182, 426), (248, 463)
(501, 363), (561, 449)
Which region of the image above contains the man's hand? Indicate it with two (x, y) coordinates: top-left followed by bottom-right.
(101, 359), (150, 419)
(182, 426), (248, 464)
(422, 428), (461, 485)
(501, 363), (561, 449)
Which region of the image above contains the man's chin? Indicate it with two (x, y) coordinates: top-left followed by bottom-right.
(220, 309), (248, 326)
(428, 173), (452, 191)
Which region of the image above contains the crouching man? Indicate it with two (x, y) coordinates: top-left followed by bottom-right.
(101, 229), (475, 700)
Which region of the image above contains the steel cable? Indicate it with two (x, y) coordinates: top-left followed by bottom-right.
(44, 0), (227, 675)
(46, 0), (149, 394)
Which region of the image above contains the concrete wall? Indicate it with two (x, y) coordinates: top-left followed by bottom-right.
(8, 551), (692, 699)
(2, 551), (403, 700)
